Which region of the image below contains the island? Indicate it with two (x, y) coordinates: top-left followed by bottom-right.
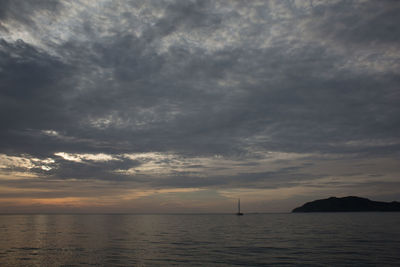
(292, 196), (400, 212)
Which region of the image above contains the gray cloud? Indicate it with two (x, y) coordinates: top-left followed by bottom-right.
(0, 0), (399, 209)
(0, 0), (61, 27)
(310, 0), (400, 45)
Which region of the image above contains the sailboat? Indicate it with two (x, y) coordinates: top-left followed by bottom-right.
(236, 198), (244, 216)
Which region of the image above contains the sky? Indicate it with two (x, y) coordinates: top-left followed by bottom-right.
(0, 0), (399, 213)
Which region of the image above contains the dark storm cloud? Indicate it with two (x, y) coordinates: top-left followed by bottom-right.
(0, 0), (399, 189)
(0, 39), (77, 156)
(45, 157), (142, 181)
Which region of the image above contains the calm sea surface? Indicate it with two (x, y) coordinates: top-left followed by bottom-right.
(0, 213), (399, 266)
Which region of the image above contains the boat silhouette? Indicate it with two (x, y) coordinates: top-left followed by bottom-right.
(236, 198), (244, 216)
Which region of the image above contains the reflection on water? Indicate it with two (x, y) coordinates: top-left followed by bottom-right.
(1, 213), (400, 266)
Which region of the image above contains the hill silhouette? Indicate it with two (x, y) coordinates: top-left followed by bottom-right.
(292, 196), (400, 212)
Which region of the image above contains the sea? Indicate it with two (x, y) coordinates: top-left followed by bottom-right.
(1, 213), (399, 266)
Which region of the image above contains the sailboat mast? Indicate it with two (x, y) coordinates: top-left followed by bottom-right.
(236, 198), (243, 215)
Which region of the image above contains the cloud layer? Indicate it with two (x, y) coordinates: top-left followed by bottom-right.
(1, 0), (399, 212)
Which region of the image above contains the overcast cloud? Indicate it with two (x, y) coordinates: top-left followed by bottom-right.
(0, 0), (399, 213)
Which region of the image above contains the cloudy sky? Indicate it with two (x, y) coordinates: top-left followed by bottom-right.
(0, 0), (399, 213)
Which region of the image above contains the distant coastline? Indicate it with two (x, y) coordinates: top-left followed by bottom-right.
(292, 196), (400, 212)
